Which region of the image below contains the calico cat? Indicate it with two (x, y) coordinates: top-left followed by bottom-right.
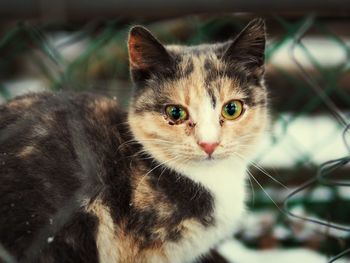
(0, 18), (268, 263)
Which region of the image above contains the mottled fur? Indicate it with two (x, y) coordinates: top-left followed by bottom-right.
(0, 18), (268, 263)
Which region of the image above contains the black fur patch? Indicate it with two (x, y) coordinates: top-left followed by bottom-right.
(37, 212), (99, 263)
(242, 86), (267, 107)
(148, 167), (214, 227)
(196, 249), (229, 263)
(207, 89), (217, 108)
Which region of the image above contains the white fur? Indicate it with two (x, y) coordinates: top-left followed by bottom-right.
(194, 94), (221, 143)
(218, 239), (334, 263)
(160, 158), (248, 263)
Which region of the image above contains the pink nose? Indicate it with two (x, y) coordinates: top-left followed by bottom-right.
(198, 142), (219, 155)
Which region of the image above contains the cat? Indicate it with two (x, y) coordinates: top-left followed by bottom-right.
(0, 18), (268, 263)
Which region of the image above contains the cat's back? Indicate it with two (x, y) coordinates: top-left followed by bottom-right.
(0, 91), (125, 173)
(0, 92), (127, 262)
(0, 91), (124, 134)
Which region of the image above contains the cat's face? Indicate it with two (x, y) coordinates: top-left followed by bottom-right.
(127, 19), (268, 170)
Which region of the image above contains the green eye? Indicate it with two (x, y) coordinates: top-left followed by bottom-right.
(165, 105), (188, 123)
(222, 100), (244, 120)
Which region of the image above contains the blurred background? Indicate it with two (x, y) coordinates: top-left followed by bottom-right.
(1, 1), (350, 262)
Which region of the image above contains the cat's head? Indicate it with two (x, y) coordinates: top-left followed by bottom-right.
(127, 18), (268, 171)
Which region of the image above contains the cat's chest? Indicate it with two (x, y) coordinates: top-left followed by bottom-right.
(160, 161), (247, 263)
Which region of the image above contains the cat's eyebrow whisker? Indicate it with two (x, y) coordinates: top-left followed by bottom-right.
(234, 151), (289, 190)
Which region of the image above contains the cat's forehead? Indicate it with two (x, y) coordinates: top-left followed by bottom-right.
(166, 42), (227, 54)
(164, 44), (244, 92)
(166, 43), (225, 67)
(165, 43), (247, 86)
(159, 48), (245, 109)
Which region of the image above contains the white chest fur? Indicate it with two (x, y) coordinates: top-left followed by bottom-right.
(160, 159), (248, 263)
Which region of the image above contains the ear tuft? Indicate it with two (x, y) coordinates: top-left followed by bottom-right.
(222, 18), (266, 74)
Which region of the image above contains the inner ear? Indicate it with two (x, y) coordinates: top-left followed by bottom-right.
(221, 18), (266, 74)
(128, 26), (174, 83)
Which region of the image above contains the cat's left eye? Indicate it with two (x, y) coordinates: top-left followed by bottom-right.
(165, 105), (188, 124)
(222, 100), (244, 120)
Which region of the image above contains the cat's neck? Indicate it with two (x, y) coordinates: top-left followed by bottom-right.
(177, 158), (245, 195)
(139, 155), (248, 226)
(178, 158), (248, 244)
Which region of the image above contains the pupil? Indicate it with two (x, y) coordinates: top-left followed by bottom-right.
(172, 107), (181, 120)
(226, 103), (236, 115)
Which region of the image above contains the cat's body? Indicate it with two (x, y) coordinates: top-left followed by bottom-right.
(0, 19), (268, 263)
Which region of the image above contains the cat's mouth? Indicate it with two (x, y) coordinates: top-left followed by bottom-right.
(205, 155), (215, 161)
(200, 153), (228, 163)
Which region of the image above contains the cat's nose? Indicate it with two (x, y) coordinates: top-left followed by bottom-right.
(198, 142), (219, 156)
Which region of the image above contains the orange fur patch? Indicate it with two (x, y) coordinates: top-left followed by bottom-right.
(8, 97), (37, 110)
(17, 145), (36, 158)
(87, 199), (169, 263)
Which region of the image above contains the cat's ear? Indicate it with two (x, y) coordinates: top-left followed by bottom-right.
(222, 18), (266, 76)
(128, 26), (173, 84)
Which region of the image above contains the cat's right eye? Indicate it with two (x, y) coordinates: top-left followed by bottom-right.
(165, 105), (188, 124)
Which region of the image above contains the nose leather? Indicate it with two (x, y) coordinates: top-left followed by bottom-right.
(198, 142), (219, 155)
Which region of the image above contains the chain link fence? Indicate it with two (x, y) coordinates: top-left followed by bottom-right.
(0, 10), (349, 262)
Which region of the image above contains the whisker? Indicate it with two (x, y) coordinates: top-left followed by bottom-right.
(234, 152), (289, 190)
(232, 152), (286, 214)
(117, 138), (176, 152)
(247, 174), (255, 206)
(246, 168), (285, 214)
(135, 155), (181, 191)
(157, 165), (173, 187)
(250, 161), (288, 190)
